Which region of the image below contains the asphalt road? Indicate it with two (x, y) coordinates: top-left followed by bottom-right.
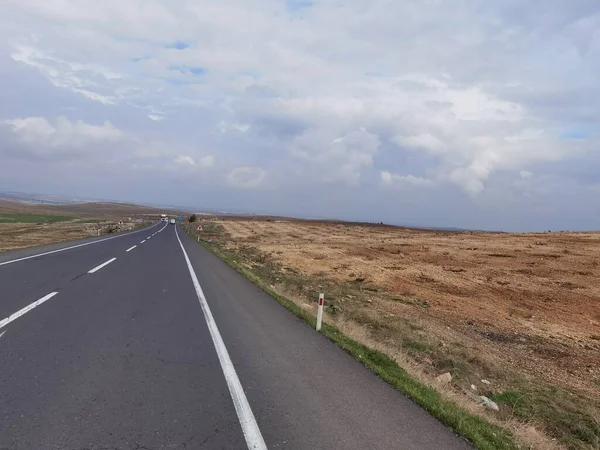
(0, 222), (473, 450)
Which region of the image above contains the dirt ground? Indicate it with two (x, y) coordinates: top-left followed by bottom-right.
(218, 220), (600, 438)
(0, 221), (136, 252)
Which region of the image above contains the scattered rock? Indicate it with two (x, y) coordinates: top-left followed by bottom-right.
(436, 372), (452, 384)
(471, 384), (477, 391)
(366, 299), (373, 304)
(481, 379), (491, 385)
(479, 396), (499, 411)
(329, 305), (342, 314)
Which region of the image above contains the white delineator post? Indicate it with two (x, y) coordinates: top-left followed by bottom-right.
(316, 293), (324, 331)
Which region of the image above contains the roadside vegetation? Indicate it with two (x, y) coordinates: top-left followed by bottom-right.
(183, 219), (600, 450)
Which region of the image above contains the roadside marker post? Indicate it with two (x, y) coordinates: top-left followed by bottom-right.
(316, 293), (324, 331)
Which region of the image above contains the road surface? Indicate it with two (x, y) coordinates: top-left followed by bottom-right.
(0, 221), (472, 449)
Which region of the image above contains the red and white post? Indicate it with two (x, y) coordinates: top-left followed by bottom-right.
(316, 293), (324, 331)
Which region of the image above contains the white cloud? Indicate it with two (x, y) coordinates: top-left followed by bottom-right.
(174, 155), (196, 165)
(11, 44), (120, 105)
(226, 166), (266, 189)
(520, 170), (533, 180)
(381, 172), (435, 188)
(174, 154), (214, 168)
(291, 127), (380, 185)
(2, 116), (122, 149)
(218, 121), (250, 133)
(394, 134), (445, 153)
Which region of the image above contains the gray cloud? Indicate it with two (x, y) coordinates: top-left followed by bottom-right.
(0, 0), (599, 230)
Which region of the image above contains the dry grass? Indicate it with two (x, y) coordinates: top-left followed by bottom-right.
(0, 220), (138, 252)
(190, 218), (600, 449)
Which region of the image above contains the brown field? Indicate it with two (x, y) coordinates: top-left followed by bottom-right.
(0, 221), (139, 252)
(0, 199), (184, 217)
(201, 218), (600, 449)
(0, 199), (170, 252)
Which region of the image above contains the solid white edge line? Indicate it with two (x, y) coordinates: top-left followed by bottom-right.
(0, 292), (59, 330)
(126, 245), (137, 252)
(88, 257), (117, 274)
(0, 222), (161, 267)
(174, 226), (267, 450)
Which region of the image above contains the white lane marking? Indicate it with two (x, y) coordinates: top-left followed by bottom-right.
(0, 292), (59, 330)
(141, 240), (146, 244)
(126, 245), (137, 252)
(88, 257), (117, 274)
(0, 330), (6, 340)
(0, 222), (160, 267)
(174, 226), (267, 450)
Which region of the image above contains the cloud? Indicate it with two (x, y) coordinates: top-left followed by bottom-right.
(1, 116), (122, 152)
(520, 170), (533, 180)
(218, 121), (251, 133)
(226, 166), (266, 189)
(394, 134), (445, 153)
(11, 44), (120, 105)
(1, 0), (600, 230)
(174, 154), (214, 168)
(291, 127), (380, 185)
(381, 172), (435, 188)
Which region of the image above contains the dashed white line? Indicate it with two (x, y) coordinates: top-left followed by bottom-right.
(88, 257), (117, 274)
(126, 245), (137, 252)
(174, 226), (267, 450)
(0, 222), (160, 267)
(0, 292), (59, 331)
(141, 240), (146, 244)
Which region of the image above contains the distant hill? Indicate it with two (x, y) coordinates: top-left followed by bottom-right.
(0, 199), (189, 218)
(0, 191), (87, 205)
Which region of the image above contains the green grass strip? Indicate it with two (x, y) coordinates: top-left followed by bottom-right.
(0, 213), (72, 224)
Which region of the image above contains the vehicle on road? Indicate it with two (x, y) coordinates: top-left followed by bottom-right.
(170, 219), (175, 224)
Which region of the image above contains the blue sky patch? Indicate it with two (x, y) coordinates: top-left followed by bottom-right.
(166, 40), (191, 50)
(285, 0), (313, 12)
(558, 128), (591, 140)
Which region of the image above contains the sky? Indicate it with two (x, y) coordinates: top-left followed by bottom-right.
(0, 0), (599, 231)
